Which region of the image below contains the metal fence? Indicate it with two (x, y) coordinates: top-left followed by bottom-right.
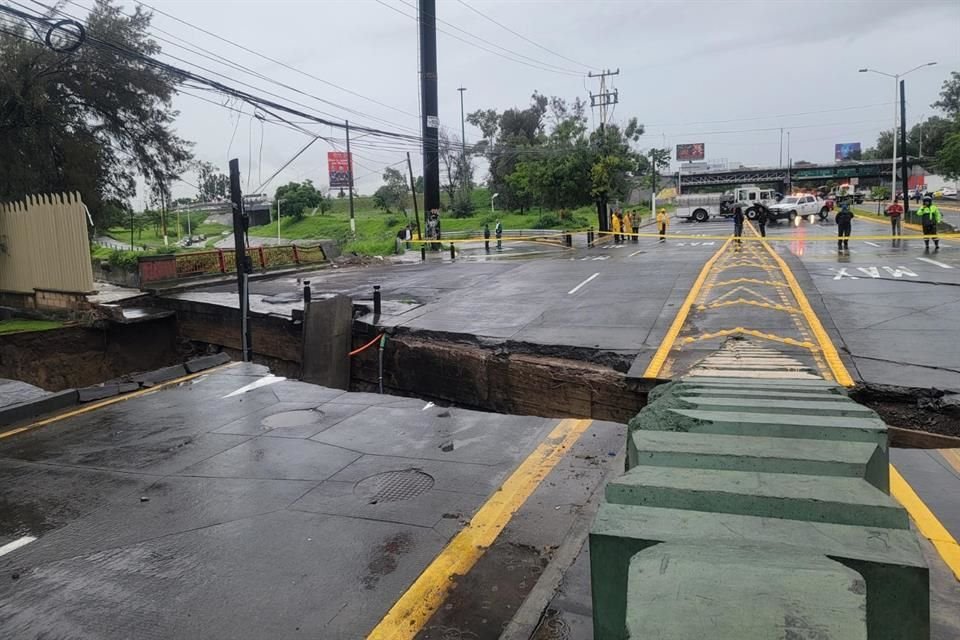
(0, 192), (94, 294)
(138, 243), (327, 285)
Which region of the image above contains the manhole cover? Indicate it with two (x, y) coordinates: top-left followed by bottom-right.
(262, 409), (323, 428)
(355, 470), (435, 504)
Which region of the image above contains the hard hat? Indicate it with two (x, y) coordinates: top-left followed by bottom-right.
(658, 208), (667, 213)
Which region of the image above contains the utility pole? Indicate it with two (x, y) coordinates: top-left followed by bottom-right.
(588, 68), (620, 232)
(229, 159), (252, 362)
(786, 130), (792, 193)
(458, 86), (467, 196)
(406, 152), (425, 261)
(345, 120), (356, 236)
(900, 79), (910, 222)
(419, 0), (441, 215)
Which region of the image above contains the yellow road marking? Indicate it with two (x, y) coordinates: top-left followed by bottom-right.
(753, 236), (855, 387)
(0, 362), (241, 441)
(366, 418), (593, 639)
(713, 278), (788, 288)
(939, 448), (960, 475)
(703, 298), (798, 314)
(891, 465), (960, 581)
(679, 327), (817, 350)
(643, 239), (732, 378)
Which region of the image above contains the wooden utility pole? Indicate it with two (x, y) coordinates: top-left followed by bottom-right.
(229, 158), (252, 362)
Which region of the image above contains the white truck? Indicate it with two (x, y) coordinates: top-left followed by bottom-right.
(676, 186), (780, 223)
(766, 194), (831, 223)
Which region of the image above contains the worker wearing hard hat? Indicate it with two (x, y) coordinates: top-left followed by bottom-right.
(622, 211), (633, 243)
(611, 210), (622, 244)
(656, 208), (670, 242)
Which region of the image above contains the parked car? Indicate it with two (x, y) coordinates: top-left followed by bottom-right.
(766, 194), (830, 222)
(938, 187), (957, 199)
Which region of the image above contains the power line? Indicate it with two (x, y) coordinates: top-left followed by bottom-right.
(133, 0), (419, 120)
(454, 0), (595, 72)
(645, 102), (896, 128)
(375, 0), (583, 77)
(60, 0), (421, 134)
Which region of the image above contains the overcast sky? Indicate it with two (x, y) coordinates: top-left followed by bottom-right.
(103, 0), (960, 201)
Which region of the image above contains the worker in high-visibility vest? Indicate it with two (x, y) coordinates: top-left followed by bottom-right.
(622, 211), (633, 243)
(917, 195), (942, 250)
(611, 211), (622, 244)
(656, 208), (670, 242)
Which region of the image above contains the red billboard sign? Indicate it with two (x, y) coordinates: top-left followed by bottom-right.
(327, 151), (353, 188)
(676, 143), (705, 162)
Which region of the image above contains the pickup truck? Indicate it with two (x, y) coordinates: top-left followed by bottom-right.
(765, 194), (831, 222)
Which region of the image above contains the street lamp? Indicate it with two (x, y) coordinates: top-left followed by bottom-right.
(491, 192), (500, 213)
(276, 197), (286, 244)
(859, 62), (937, 201)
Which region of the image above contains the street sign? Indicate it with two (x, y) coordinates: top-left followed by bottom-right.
(328, 151), (352, 188)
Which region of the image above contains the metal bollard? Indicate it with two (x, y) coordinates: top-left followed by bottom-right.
(450, 242), (456, 260)
(303, 280), (311, 304)
(565, 233), (572, 247)
(588, 227), (594, 248)
(373, 285), (381, 316)
(421, 246), (427, 261)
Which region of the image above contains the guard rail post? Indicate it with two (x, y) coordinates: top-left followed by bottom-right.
(373, 285), (381, 316)
(303, 280), (311, 305)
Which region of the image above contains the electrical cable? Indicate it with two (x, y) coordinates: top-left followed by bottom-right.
(454, 0), (595, 71)
(375, 0), (583, 77)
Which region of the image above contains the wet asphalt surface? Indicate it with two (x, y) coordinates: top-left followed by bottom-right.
(0, 364), (624, 639)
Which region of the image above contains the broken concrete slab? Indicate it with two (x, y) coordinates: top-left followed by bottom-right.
(625, 543), (867, 640)
(647, 377), (847, 403)
(627, 430), (888, 492)
(77, 382), (140, 403)
(132, 364), (188, 387)
(184, 352), (232, 373)
(590, 503), (929, 640)
(675, 387), (854, 402)
(605, 466), (908, 529)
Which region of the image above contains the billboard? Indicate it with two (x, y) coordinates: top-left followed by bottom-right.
(327, 151), (353, 188)
(676, 143), (705, 162)
(834, 142), (861, 161)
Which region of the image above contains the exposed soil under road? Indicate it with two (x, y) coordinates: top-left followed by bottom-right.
(853, 384), (960, 442)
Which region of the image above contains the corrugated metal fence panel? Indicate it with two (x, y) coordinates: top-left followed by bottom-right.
(0, 192), (94, 294)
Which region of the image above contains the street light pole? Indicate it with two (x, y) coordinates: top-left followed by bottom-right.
(491, 192), (499, 213)
(859, 62), (937, 201)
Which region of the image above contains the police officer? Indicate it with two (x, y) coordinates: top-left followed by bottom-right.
(483, 222), (491, 252)
(732, 206), (745, 245)
(495, 219), (503, 250)
(917, 195), (942, 250)
(835, 197), (854, 252)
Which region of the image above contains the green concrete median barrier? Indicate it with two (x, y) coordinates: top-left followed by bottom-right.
(627, 430), (888, 491)
(605, 466), (908, 529)
(625, 543), (867, 640)
(590, 504), (929, 640)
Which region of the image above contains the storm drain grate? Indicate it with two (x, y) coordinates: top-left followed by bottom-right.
(354, 470), (435, 504)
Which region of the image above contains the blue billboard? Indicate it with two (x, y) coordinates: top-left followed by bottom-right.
(835, 143), (862, 161)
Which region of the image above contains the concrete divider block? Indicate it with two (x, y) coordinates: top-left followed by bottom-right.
(590, 503), (929, 640)
(680, 376), (841, 388)
(675, 395), (878, 418)
(676, 388), (852, 402)
(77, 382), (136, 402)
(627, 430), (888, 492)
(133, 364), (188, 387)
(0, 389), (78, 427)
(625, 543), (867, 640)
(605, 466), (908, 529)
(629, 405), (888, 451)
(185, 352), (231, 373)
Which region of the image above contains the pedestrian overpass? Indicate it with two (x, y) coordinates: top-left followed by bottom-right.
(677, 158), (928, 190)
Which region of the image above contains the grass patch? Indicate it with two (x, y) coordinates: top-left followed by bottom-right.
(0, 319), (63, 335)
(105, 211), (230, 250)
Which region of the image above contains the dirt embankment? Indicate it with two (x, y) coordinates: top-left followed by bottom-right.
(0, 317), (180, 391)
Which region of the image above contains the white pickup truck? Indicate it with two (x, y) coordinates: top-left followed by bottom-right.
(765, 194), (831, 223)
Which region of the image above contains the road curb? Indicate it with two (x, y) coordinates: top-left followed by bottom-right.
(0, 355), (234, 429)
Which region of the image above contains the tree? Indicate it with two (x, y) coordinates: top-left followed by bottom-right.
(933, 71), (960, 119)
(0, 0), (192, 231)
(273, 180), (322, 221)
(937, 132), (960, 180)
(317, 193), (333, 215)
(195, 160), (228, 200)
(372, 167), (410, 215)
(646, 148), (670, 193)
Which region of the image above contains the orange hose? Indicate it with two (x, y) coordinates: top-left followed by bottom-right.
(349, 333), (384, 357)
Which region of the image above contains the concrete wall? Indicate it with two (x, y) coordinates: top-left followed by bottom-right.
(301, 294), (352, 390)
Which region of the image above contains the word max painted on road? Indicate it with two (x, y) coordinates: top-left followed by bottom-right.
(830, 266), (918, 280)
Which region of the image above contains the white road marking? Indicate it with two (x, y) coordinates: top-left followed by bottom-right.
(591, 255), (610, 261)
(422, 402), (435, 411)
(223, 374), (285, 398)
(832, 268), (859, 280)
(0, 536), (36, 557)
(568, 273), (600, 295)
(916, 256), (953, 269)
(857, 267), (880, 278)
(882, 266), (917, 278)
(629, 250), (644, 257)
(863, 241), (880, 247)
